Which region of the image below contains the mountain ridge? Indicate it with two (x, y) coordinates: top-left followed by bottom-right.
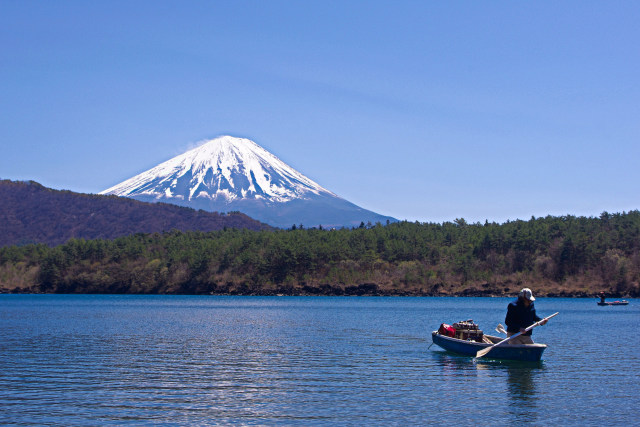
(0, 179), (271, 247)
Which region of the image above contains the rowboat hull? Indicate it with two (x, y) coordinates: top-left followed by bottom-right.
(431, 332), (548, 362)
(597, 301), (629, 306)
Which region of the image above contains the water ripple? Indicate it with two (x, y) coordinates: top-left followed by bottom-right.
(1, 295), (638, 425)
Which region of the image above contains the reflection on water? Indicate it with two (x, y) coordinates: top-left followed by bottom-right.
(504, 361), (544, 424)
(430, 350), (545, 424)
(506, 362), (542, 403)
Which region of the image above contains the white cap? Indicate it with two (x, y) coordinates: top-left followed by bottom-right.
(520, 288), (535, 301)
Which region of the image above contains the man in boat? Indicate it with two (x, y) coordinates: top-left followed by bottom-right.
(599, 291), (606, 304)
(505, 288), (547, 344)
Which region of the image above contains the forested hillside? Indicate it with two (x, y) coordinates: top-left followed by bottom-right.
(1, 211), (638, 296)
(0, 180), (271, 247)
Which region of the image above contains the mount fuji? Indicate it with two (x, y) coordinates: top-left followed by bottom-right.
(100, 136), (396, 228)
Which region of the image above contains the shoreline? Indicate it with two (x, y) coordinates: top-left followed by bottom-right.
(1, 288), (633, 298)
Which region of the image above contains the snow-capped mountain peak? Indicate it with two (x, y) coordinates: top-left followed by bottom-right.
(101, 135), (395, 228)
(101, 136), (335, 204)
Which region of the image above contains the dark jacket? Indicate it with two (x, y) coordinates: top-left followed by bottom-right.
(505, 298), (541, 336)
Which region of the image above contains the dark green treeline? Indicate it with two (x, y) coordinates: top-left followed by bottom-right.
(1, 211), (639, 296)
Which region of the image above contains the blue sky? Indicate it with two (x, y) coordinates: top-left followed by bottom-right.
(1, 1), (638, 223)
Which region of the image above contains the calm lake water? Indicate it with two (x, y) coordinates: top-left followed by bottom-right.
(1, 295), (638, 425)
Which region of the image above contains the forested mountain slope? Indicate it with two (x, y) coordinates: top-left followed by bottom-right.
(0, 180), (271, 247)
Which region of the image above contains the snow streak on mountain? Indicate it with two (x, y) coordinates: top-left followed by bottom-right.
(101, 136), (396, 228)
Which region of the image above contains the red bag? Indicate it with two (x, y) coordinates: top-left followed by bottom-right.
(438, 323), (456, 337)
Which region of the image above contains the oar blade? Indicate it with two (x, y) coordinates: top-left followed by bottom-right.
(476, 346), (492, 358)
(476, 332), (517, 358)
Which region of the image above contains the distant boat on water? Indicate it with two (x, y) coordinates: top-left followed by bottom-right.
(597, 291), (629, 306)
(597, 300), (629, 306)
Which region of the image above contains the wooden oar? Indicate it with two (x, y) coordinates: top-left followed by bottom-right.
(476, 312), (559, 358)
